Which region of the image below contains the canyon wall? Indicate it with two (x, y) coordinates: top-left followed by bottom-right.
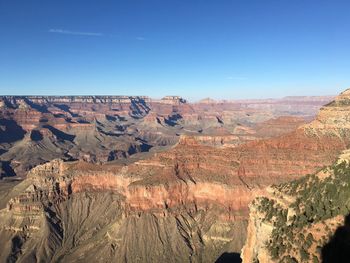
(242, 89), (350, 263)
(0, 92), (347, 262)
(0, 95), (333, 178)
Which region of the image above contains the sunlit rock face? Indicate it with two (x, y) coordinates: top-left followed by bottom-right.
(1, 92), (345, 262)
(242, 89), (350, 263)
(0, 95), (333, 179)
(303, 89), (350, 137)
(0, 156), (252, 263)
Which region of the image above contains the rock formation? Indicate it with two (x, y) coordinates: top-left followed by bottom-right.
(0, 91), (344, 262)
(242, 89), (350, 263)
(0, 95), (333, 178)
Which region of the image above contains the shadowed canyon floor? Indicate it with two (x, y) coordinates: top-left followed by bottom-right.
(1, 93), (348, 262)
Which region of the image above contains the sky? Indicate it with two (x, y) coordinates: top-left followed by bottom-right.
(0, 0), (349, 101)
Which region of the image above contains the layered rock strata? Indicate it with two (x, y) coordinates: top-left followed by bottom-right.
(241, 89), (350, 262)
(0, 91), (346, 262)
(0, 95), (333, 178)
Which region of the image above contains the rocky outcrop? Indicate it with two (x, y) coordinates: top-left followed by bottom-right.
(303, 89), (350, 137)
(241, 89), (350, 263)
(241, 200), (274, 263)
(241, 154), (350, 263)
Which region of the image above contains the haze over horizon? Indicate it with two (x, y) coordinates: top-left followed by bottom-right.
(1, 0), (349, 100)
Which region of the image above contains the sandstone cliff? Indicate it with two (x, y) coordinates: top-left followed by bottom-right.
(0, 92), (343, 263)
(242, 89), (350, 263)
(0, 95), (332, 178)
(241, 152), (350, 263)
(0, 158), (251, 263)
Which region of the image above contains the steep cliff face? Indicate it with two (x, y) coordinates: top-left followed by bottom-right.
(303, 89), (350, 137)
(242, 89), (350, 263)
(0, 158), (251, 263)
(241, 153), (350, 263)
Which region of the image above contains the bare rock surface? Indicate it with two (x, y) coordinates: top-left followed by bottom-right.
(0, 95), (333, 178)
(0, 92), (345, 262)
(242, 89), (350, 262)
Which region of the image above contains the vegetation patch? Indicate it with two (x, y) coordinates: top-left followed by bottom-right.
(255, 161), (350, 262)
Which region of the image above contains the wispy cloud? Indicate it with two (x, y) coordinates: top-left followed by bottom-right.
(48, 29), (103, 36)
(136, 36), (146, 41)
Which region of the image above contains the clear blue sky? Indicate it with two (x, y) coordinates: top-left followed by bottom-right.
(0, 0), (349, 100)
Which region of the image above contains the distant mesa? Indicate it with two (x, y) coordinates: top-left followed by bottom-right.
(198, 97), (217, 104)
(158, 96), (187, 104)
(0, 95), (187, 106)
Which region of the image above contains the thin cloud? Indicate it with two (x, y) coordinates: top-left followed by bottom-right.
(136, 36), (145, 41)
(48, 29), (103, 36)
